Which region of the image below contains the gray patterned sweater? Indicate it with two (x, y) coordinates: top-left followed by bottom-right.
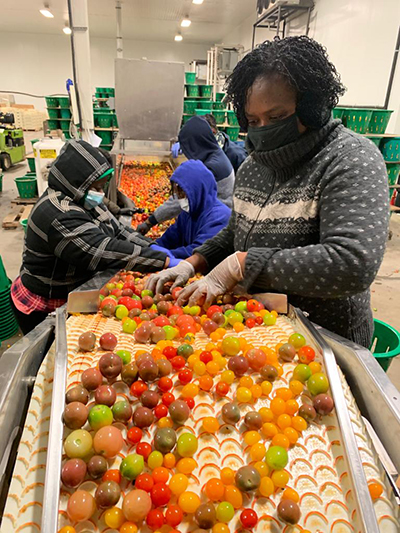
(195, 120), (389, 347)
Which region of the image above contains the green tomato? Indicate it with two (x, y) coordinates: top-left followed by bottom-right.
(234, 301), (248, 314)
(116, 282), (124, 290)
(163, 325), (178, 341)
(289, 332), (306, 349)
(227, 311), (244, 326)
(116, 349), (132, 365)
(141, 289), (153, 298)
(99, 294), (105, 302)
(120, 453), (144, 480)
(131, 294), (141, 301)
(115, 305), (129, 320)
(292, 364), (312, 383)
(307, 373), (329, 395)
(221, 336), (241, 356)
(263, 312), (276, 326)
(88, 405), (113, 431)
(183, 306), (191, 315)
(189, 306), (201, 316)
(122, 318), (137, 334)
(177, 433), (198, 457)
(216, 502), (235, 523)
(147, 451), (164, 469)
(177, 343), (194, 359)
(112, 400), (132, 423)
(265, 446), (288, 470)
(106, 283), (116, 290)
(64, 429), (93, 458)
(224, 309), (235, 318)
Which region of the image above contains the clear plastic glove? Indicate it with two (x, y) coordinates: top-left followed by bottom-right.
(176, 252), (243, 308)
(145, 260), (195, 294)
(171, 142), (181, 158)
(137, 220), (153, 235)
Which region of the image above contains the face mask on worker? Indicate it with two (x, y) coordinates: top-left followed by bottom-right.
(246, 113), (301, 152)
(178, 197), (190, 213)
(84, 190), (105, 209)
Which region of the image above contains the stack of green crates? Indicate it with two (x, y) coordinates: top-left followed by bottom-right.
(45, 95), (71, 133)
(0, 256), (19, 343)
(95, 87), (115, 99)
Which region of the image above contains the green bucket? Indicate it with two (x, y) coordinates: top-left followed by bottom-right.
(200, 85), (213, 98)
(195, 109), (212, 116)
(0, 257), (9, 291)
(342, 108), (373, 134)
(227, 110), (239, 126)
(226, 126), (240, 141)
(97, 131), (113, 144)
(60, 108), (72, 119)
(47, 108), (59, 119)
(183, 100), (198, 115)
(216, 92), (225, 102)
(0, 173), (3, 193)
(94, 113), (113, 128)
(15, 176), (38, 199)
(381, 137), (400, 162)
(182, 115), (192, 125)
(47, 119), (60, 130)
(112, 114), (118, 128)
(64, 132), (72, 140)
(366, 136), (382, 148)
(370, 319), (400, 372)
(386, 163), (400, 186)
(213, 110), (226, 125)
(186, 85), (200, 97)
(45, 96), (58, 107)
(185, 72), (196, 84)
(20, 219), (28, 234)
(198, 100), (213, 110)
(58, 96), (70, 108)
(332, 107), (345, 120)
(213, 101), (225, 110)
(367, 110), (393, 134)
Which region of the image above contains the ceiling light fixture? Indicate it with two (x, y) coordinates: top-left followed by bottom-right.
(174, 34), (183, 42)
(40, 4), (54, 18)
(193, 0), (204, 4)
(181, 18), (191, 27)
(63, 25), (72, 35)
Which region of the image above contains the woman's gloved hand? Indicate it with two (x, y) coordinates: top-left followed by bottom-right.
(171, 142), (181, 158)
(137, 219), (153, 235)
(145, 260), (195, 294)
(119, 207), (134, 216)
(176, 252), (244, 308)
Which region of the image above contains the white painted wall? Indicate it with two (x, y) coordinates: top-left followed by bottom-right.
(222, 0), (400, 132)
(0, 32), (210, 110)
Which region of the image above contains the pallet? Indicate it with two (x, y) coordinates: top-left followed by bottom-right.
(11, 196), (38, 205)
(2, 204), (33, 229)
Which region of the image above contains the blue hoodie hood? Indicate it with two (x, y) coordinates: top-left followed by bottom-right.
(178, 116), (233, 183)
(170, 160), (217, 219)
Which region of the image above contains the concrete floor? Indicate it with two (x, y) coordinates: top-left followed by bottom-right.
(0, 132), (399, 388)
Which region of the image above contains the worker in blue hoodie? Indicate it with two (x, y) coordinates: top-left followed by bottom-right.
(137, 116), (234, 235)
(150, 160), (231, 259)
(203, 114), (247, 173)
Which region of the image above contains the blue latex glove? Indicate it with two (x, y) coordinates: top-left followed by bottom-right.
(171, 142), (181, 158)
(150, 244), (181, 268)
(168, 257), (182, 268)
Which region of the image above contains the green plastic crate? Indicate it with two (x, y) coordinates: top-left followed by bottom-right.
(45, 96), (58, 107)
(27, 157), (36, 172)
(366, 136), (382, 148)
(332, 107), (345, 120)
(370, 319), (400, 372)
(386, 163), (400, 186)
(342, 108), (373, 134)
(213, 101), (225, 110)
(185, 72), (196, 84)
(198, 100), (213, 110)
(227, 110), (239, 126)
(216, 92), (225, 102)
(15, 176), (38, 199)
(183, 100), (197, 115)
(226, 126), (240, 141)
(213, 110), (225, 125)
(195, 109), (212, 116)
(381, 137), (400, 162)
(182, 115), (192, 125)
(113, 114), (118, 128)
(94, 113), (113, 128)
(97, 131), (113, 144)
(186, 85), (200, 97)
(60, 108), (72, 119)
(200, 85), (213, 98)
(47, 108), (59, 119)
(58, 96), (70, 108)
(47, 119), (60, 130)
(64, 132), (72, 140)
(367, 110), (393, 134)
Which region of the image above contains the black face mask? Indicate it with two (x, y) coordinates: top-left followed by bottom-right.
(246, 113), (301, 152)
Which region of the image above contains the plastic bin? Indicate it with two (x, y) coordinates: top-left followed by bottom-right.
(332, 107), (345, 120)
(381, 137), (400, 162)
(0, 256), (9, 291)
(216, 92), (225, 102)
(342, 108), (373, 134)
(186, 85), (200, 97)
(195, 109), (212, 116)
(386, 163), (400, 186)
(64, 132), (72, 140)
(213, 101), (225, 110)
(213, 110), (226, 125)
(60, 108), (72, 119)
(94, 113), (113, 128)
(97, 131), (113, 145)
(47, 108), (59, 119)
(20, 219), (28, 234)
(185, 72), (196, 84)
(227, 110), (239, 126)
(226, 126), (240, 141)
(45, 96), (58, 107)
(198, 100), (213, 110)
(200, 85), (213, 98)
(183, 100), (197, 115)
(15, 176), (38, 199)
(366, 136), (382, 148)
(370, 318), (400, 372)
(58, 96), (70, 108)
(182, 115), (192, 125)
(47, 119), (60, 130)
(367, 110), (393, 134)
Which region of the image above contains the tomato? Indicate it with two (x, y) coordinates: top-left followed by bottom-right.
(167, 305), (184, 317)
(158, 377), (173, 392)
(127, 426), (143, 445)
(136, 442), (152, 461)
(171, 356), (186, 370)
(215, 381), (230, 397)
(162, 392), (175, 407)
(163, 346), (177, 360)
(178, 369), (193, 384)
(247, 299), (260, 312)
(183, 397), (195, 410)
(165, 504), (183, 527)
(154, 404), (168, 419)
(298, 345), (316, 364)
(199, 351), (213, 364)
(240, 509), (258, 528)
(151, 482), (171, 507)
(146, 509), (165, 530)
(207, 305), (222, 319)
(130, 381), (148, 398)
(102, 469), (121, 484)
(135, 473), (154, 492)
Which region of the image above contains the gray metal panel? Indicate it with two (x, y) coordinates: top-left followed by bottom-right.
(115, 58), (184, 141)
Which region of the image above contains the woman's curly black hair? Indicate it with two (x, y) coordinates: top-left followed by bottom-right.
(225, 36), (346, 130)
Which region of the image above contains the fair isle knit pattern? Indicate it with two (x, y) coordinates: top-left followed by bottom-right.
(196, 120), (389, 347)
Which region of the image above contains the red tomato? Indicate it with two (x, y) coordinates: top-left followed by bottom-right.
(179, 324), (196, 337)
(199, 351), (213, 364)
(255, 316), (263, 325)
(135, 472), (154, 492)
(176, 315), (195, 328)
(127, 426), (143, 444)
(100, 297), (117, 309)
(163, 346), (177, 360)
(118, 296), (137, 310)
(172, 287), (183, 300)
(154, 404), (168, 419)
(183, 397), (195, 410)
(162, 392), (175, 407)
(216, 381), (230, 397)
(153, 315), (171, 327)
(136, 442), (152, 461)
(152, 467), (169, 484)
(167, 305), (184, 317)
(165, 504), (183, 527)
(171, 356), (186, 370)
(123, 281), (135, 290)
(298, 345), (316, 363)
(178, 368), (193, 384)
(102, 469), (121, 484)
(111, 288), (122, 298)
(247, 299), (259, 313)
(146, 509), (165, 530)
(207, 305), (222, 319)
(151, 482), (171, 507)
(240, 508), (258, 528)
(158, 376), (173, 392)
(130, 381), (148, 398)
(246, 318), (256, 329)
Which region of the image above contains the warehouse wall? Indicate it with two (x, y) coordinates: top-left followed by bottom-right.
(222, 0), (400, 132)
(0, 32), (210, 111)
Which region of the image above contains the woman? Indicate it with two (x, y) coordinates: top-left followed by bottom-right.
(137, 116), (234, 235)
(11, 140), (172, 334)
(152, 160), (231, 259)
(146, 36), (389, 347)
